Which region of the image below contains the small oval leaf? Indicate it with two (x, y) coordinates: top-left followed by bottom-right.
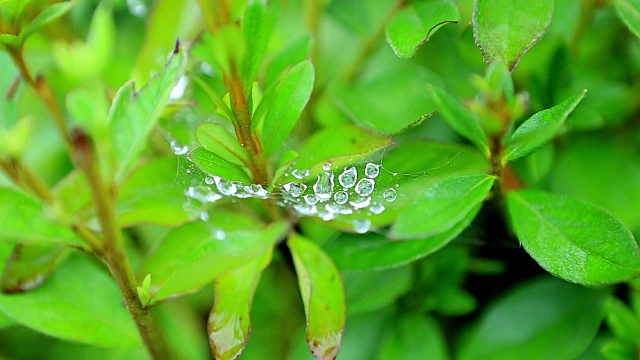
(473, 0), (554, 69)
(195, 123), (251, 167)
(507, 190), (640, 284)
(188, 147), (252, 183)
(288, 233), (345, 360)
(503, 91), (585, 163)
(428, 85), (490, 157)
(392, 174), (494, 239)
(208, 251), (272, 360)
(386, 0), (459, 58)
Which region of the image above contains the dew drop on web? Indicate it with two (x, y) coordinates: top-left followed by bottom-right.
(338, 167), (357, 188)
(364, 163), (380, 178)
(383, 188), (397, 202)
(355, 178), (374, 196)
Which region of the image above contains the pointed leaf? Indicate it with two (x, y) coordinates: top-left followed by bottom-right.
(0, 187), (83, 246)
(615, 0), (640, 39)
(386, 0), (459, 58)
(142, 220), (288, 303)
(288, 233), (345, 360)
(259, 60), (315, 155)
(110, 45), (187, 183)
(188, 147), (252, 183)
(473, 0), (554, 69)
(392, 174), (494, 239)
(196, 123), (251, 167)
(0, 254), (141, 348)
(503, 91), (585, 163)
(20, 1), (74, 42)
(428, 85), (490, 157)
(265, 35), (312, 85)
(507, 190), (640, 284)
(326, 202), (482, 271)
(1, 243), (70, 293)
(459, 277), (610, 360)
(209, 250), (272, 360)
(242, 0), (274, 87)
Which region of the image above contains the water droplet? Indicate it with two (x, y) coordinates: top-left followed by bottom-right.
(185, 168), (192, 174)
(294, 203), (317, 215)
(325, 203), (352, 215)
(333, 191), (348, 204)
(349, 196), (371, 209)
(170, 140), (188, 156)
(170, 76), (189, 100)
(338, 167), (357, 188)
(313, 172), (334, 201)
(216, 179), (238, 196)
(204, 176), (214, 185)
(321, 212), (335, 221)
(370, 201), (385, 214)
(292, 169), (310, 180)
(304, 194), (318, 205)
(393, 172), (398, 177)
(383, 188), (397, 202)
(127, 0), (148, 17)
(283, 182), (307, 197)
(353, 219), (371, 234)
(247, 184), (268, 198)
(214, 229), (226, 240)
(355, 178), (375, 196)
(322, 162), (332, 171)
(199, 211), (210, 221)
(185, 186), (221, 203)
(365, 163), (380, 178)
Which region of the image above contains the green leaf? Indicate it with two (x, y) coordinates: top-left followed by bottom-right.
(392, 174), (494, 239)
(288, 233), (345, 360)
(326, 202), (482, 271)
(342, 267), (412, 316)
(0, 33), (20, 47)
(378, 314), (449, 360)
(1, 243), (69, 293)
(141, 220), (288, 303)
(290, 123), (392, 179)
(109, 45), (187, 183)
(195, 123), (251, 167)
(258, 60), (315, 155)
(606, 297), (640, 345)
(458, 277), (610, 360)
(0, 254), (141, 348)
(507, 190), (640, 284)
(116, 157), (191, 227)
(19, 1), (73, 42)
(0, 187), (83, 246)
(428, 85), (490, 157)
(209, 250), (272, 360)
(386, 0), (459, 58)
(473, 0), (554, 69)
(615, 0), (640, 39)
(188, 147), (252, 183)
(242, 0), (274, 87)
(503, 91), (585, 163)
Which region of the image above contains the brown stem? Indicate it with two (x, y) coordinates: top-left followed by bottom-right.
(72, 130), (168, 360)
(7, 46), (72, 150)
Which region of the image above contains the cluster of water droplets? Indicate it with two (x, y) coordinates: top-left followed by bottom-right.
(279, 162), (398, 234)
(172, 135), (399, 235)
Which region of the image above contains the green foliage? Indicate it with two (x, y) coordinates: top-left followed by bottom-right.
(2, 0), (640, 359)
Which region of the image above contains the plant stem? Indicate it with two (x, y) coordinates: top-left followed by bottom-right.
(7, 46), (72, 150)
(72, 130), (168, 360)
